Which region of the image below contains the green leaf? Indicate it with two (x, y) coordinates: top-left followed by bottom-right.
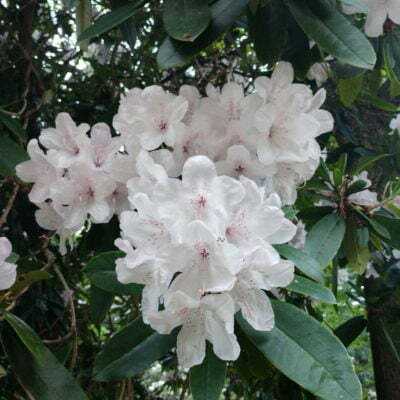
(274, 244), (324, 283)
(11, 270), (53, 296)
(305, 213), (346, 268)
(0, 363), (6, 378)
(343, 221), (370, 273)
(189, 342), (226, 400)
(383, 32), (400, 89)
(285, 0), (376, 69)
(0, 135), (28, 177)
(351, 154), (390, 176)
(84, 251), (142, 295)
(247, 0), (288, 64)
(2, 313), (88, 400)
(373, 215), (400, 249)
(163, 0), (211, 42)
(78, 1), (142, 42)
(157, 0), (247, 69)
(359, 93), (400, 112)
(94, 317), (177, 381)
(334, 316), (367, 347)
(346, 180), (368, 195)
(237, 301), (362, 400)
(287, 275), (337, 304)
(0, 110), (27, 142)
(339, 74), (364, 105)
(90, 286), (114, 325)
(119, 17), (137, 52)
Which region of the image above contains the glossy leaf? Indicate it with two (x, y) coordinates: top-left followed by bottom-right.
(343, 221), (370, 274)
(275, 244), (324, 283)
(94, 317), (177, 381)
(287, 275), (337, 304)
(237, 301), (362, 400)
(340, 0), (369, 12)
(285, 0), (376, 69)
(78, 1), (142, 42)
(351, 154), (391, 176)
(334, 316), (367, 347)
(305, 213), (346, 268)
(90, 286), (114, 325)
(247, 0), (288, 64)
(3, 313), (88, 400)
(163, 0), (211, 42)
(0, 110), (27, 142)
(157, 0), (247, 68)
(0, 135), (28, 177)
(190, 343), (226, 400)
(84, 251), (142, 295)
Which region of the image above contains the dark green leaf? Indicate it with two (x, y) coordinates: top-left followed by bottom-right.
(157, 0), (247, 68)
(163, 0), (211, 42)
(237, 301), (362, 400)
(287, 275), (337, 304)
(0, 110), (27, 142)
(334, 316), (367, 347)
(305, 213), (346, 268)
(285, 0), (376, 69)
(0, 135), (28, 177)
(346, 180), (368, 195)
(84, 251), (142, 295)
(247, 0), (288, 64)
(339, 74), (364, 105)
(359, 93), (400, 111)
(351, 154), (391, 176)
(275, 244), (324, 283)
(189, 342), (226, 400)
(119, 17), (137, 52)
(78, 1), (143, 42)
(343, 220), (370, 274)
(3, 313), (88, 400)
(90, 286), (114, 325)
(94, 317), (177, 381)
(340, 0), (369, 12)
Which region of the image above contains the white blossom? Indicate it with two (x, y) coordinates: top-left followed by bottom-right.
(0, 237), (17, 291)
(348, 171), (378, 206)
(343, 0), (400, 37)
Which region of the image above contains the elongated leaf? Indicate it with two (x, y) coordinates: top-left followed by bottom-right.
(334, 316), (367, 347)
(339, 74), (364, 105)
(157, 0), (247, 68)
(163, 0), (211, 42)
(90, 286), (114, 325)
(359, 93), (400, 111)
(94, 317), (177, 381)
(0, 110), (27, 142)
(84, 251), (142, 295)
(275, 244), (324, 283)
(3, 313), (88, 400)
(0, 135), (28, 177)
(305, 213), (346, 268)
(247, 0), (288, 64)
(286, 0), (376, 69)
(78, 1), (142, 42)
(373, 215), (400, 249)
(190, 343), (226, 400)
(351, 154), (390, 176)
(383, 32), (400, 90)
(237, 301), (362, 400)
(287, 275), (336, 304)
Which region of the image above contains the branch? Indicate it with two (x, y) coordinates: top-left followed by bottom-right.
(0, 183), (20, 229)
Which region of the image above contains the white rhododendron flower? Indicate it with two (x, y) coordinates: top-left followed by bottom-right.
(0, 237), (17, 291)
(307, 63), (329, 87)
(16, 61), (335, 367)
(290, 221), (307, 250)
(343, 0), (400, 37)
(390, 114), (400, 132)
(348, 171), (378, 206)
(115, 155), (296, 368)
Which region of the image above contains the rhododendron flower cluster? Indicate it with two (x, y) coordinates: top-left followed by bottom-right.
(116, 155), (296, 368)
(0, 237), (17, 291)
(16, 61), (334, 367)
